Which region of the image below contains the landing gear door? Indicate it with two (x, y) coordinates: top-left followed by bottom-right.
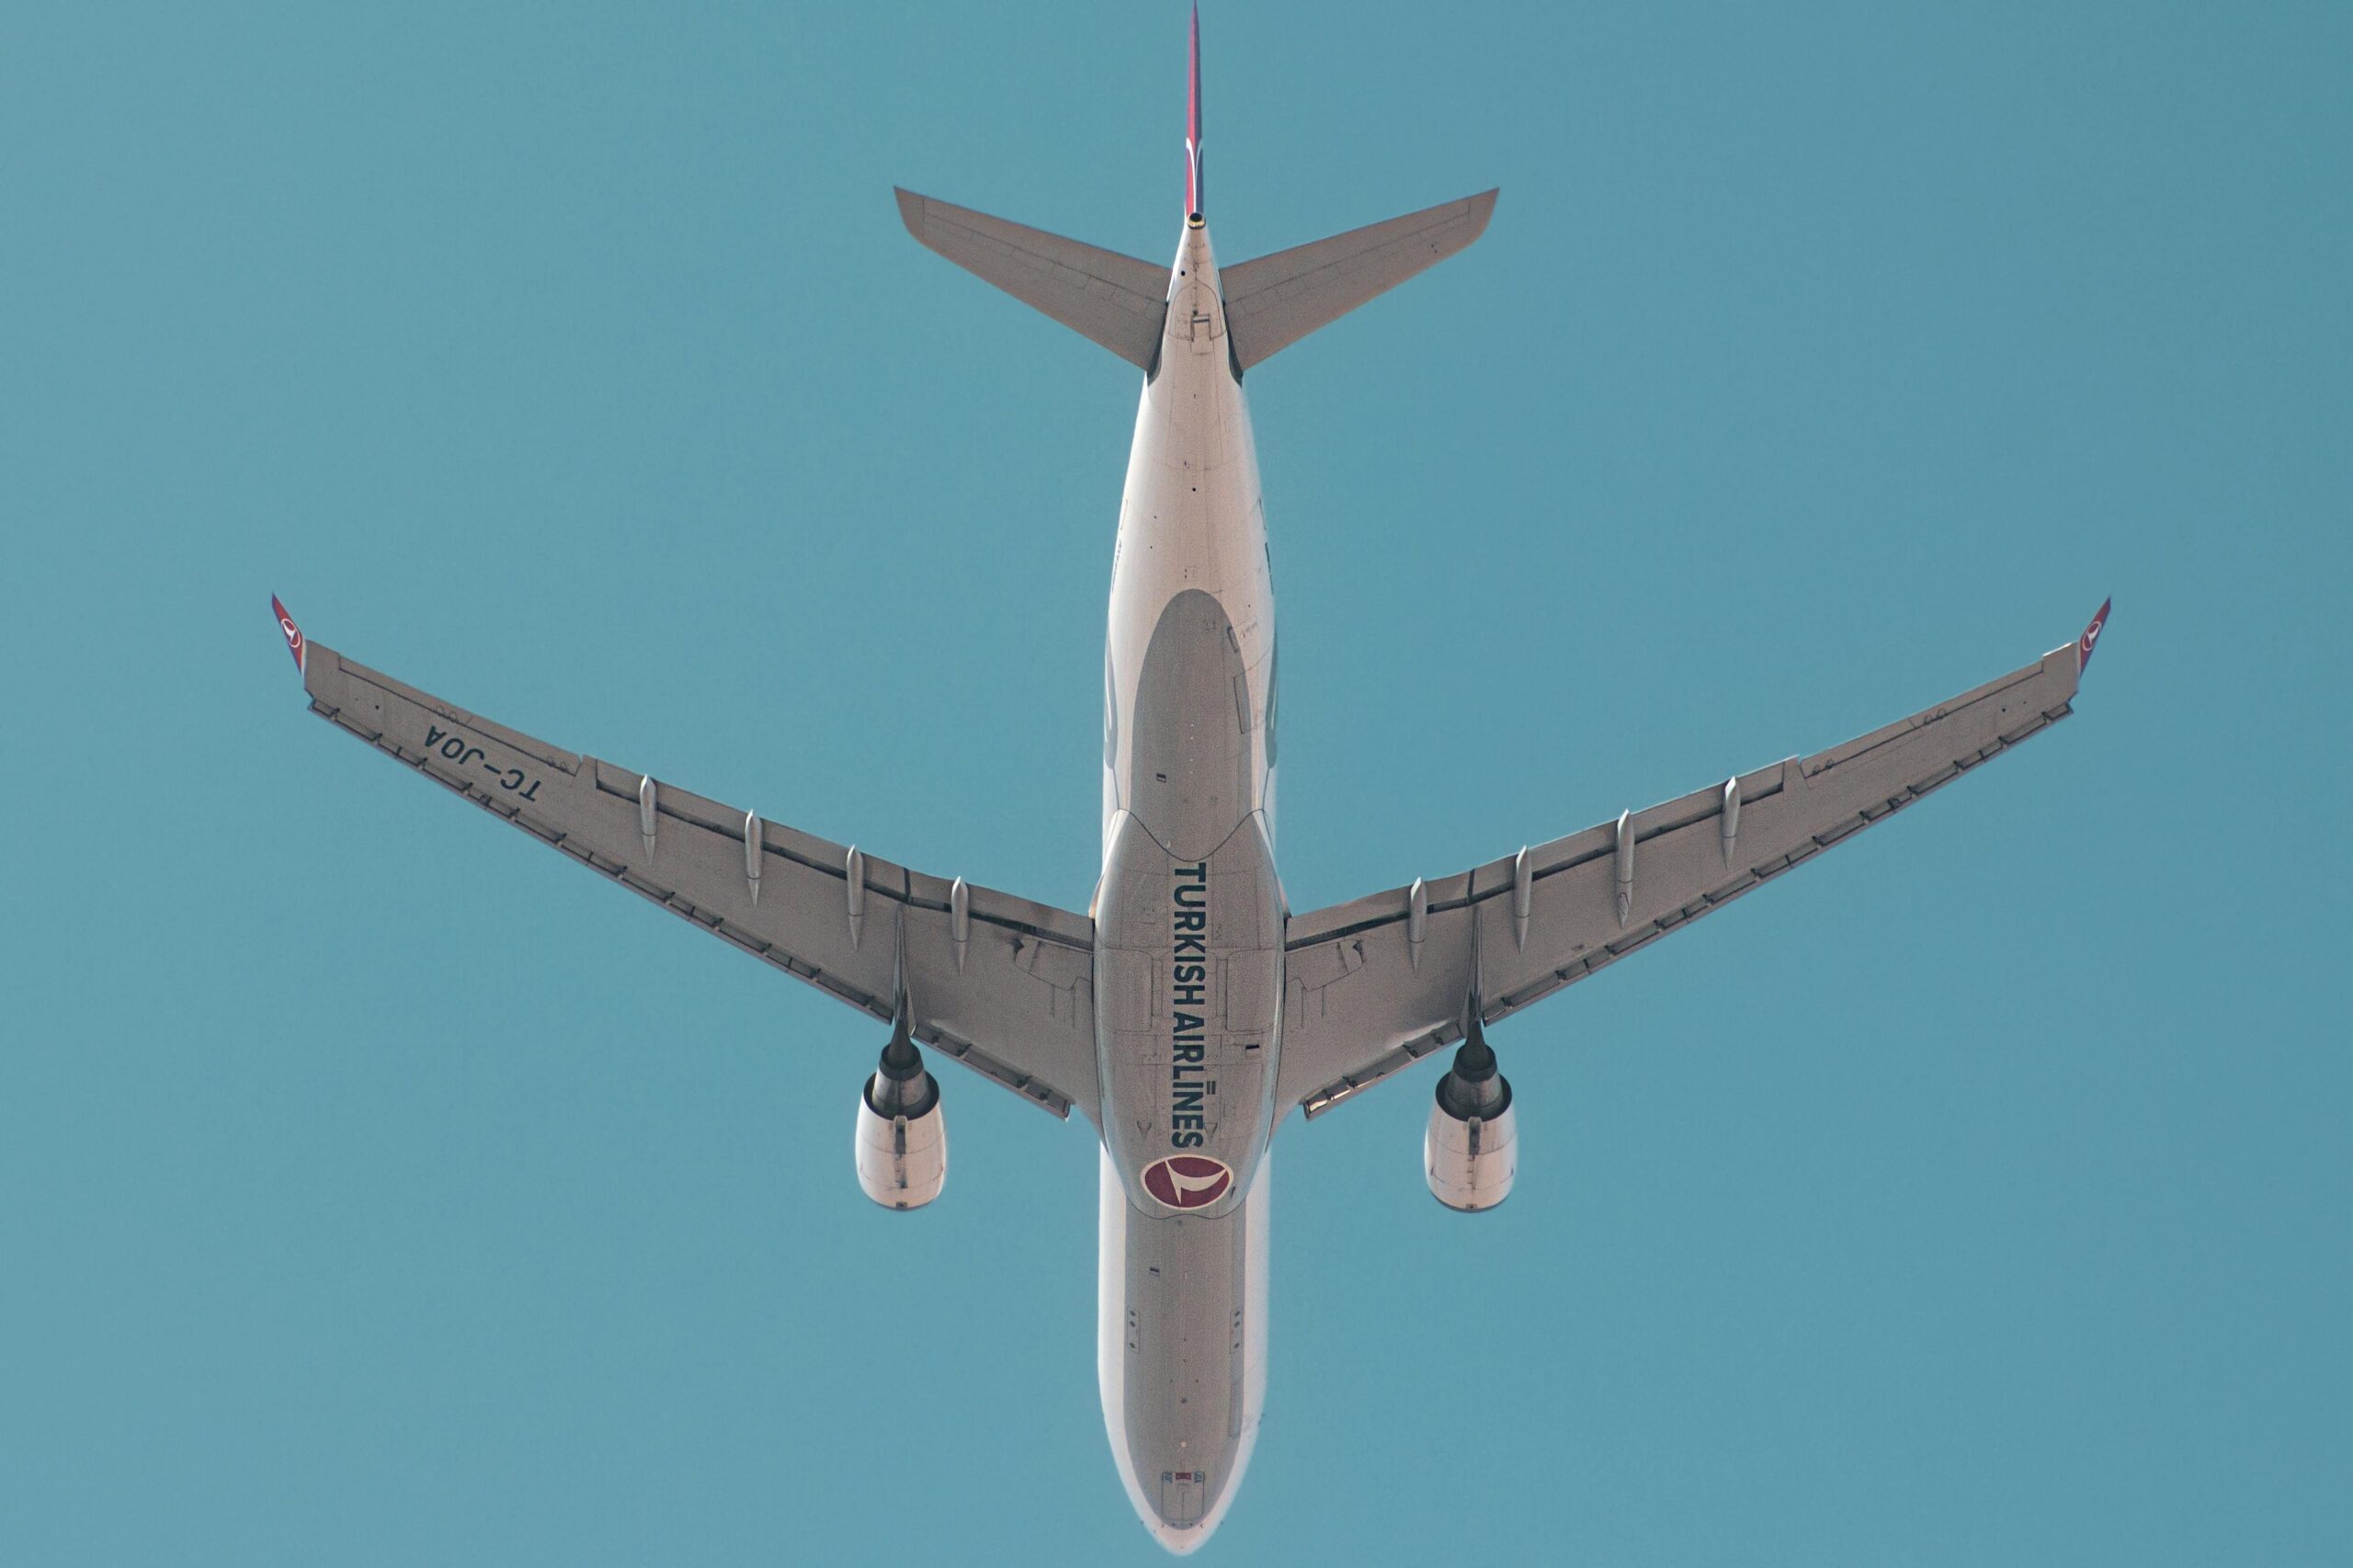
(1160, 1470), (1206, 1528)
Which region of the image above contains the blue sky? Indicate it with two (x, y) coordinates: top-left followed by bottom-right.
(3, 2), (2347, 1562)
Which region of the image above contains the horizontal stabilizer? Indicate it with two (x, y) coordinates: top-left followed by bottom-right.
(1222, 189), (1497, 370)
(895, 188), (1171, 369)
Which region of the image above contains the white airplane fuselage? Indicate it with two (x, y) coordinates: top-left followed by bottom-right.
(1092, 218), (1280, 1552)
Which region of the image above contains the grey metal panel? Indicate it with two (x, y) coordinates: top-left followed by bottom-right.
(894, 188), (1171, 370)
(1219, 190), (1497, 370)
(1128, 589), (1256, 862)
(1276, 633), (2090, 1119)
(300, 641), (1098, 1122)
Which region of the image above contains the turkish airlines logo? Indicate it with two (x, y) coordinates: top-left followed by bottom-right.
(270, 594), (306, 674)
(1141, 1153), (1233, 1210)
(2077, 597), (2111, 673)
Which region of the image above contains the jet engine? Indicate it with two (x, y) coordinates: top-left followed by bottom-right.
(1424, 1016), (1515, 1211)
(854, 1028), (948, 1210)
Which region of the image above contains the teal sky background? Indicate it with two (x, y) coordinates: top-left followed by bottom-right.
(4, 2), (2347, 1562)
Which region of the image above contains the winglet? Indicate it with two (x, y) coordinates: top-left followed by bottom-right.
(2076, 597), (2111, 675)
(1185, 4), (1204, 221)
(270, 594), (307, 676)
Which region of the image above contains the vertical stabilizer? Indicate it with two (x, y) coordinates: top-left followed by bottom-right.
(1187, 6), (1205, 220)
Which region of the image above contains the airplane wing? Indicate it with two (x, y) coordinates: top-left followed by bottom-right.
(271, 599), (1100, 1123)
(1274, 604), (2111, 1119)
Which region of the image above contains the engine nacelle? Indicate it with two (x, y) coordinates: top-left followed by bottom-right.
(1425, 1097), (1517, 1210)
(854, 1042), (948, 1210)
(1424, 1026), (1516, 1211)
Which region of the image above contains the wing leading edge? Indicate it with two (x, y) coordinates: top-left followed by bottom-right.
(278, 604), (1101, 1123)
(1276, 605), (2111, 1119)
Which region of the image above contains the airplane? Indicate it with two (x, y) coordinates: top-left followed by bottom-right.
(270, 8), (2109, 1553)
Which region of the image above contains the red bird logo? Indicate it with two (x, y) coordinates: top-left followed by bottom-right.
(1142, 1153), (1233, 1210)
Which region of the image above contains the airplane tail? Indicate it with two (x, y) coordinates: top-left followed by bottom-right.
(893, 190), (1175, 371)
(894, 6), (1495, 373)
(1216, 191), (1497, 370)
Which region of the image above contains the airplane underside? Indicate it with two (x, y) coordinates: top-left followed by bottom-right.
(272, 8), (2106, 1554)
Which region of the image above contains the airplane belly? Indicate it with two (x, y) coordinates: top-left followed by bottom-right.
(1101, 230), (1272, 858)
(1095, 336), (1284, 1217)
(1098, 1143), (1270, 1552)
(1090, 217), (1282, 1553)
(1095, 809), (1282, 1214)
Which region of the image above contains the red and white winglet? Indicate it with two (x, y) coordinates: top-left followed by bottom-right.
(271, 594), (307, 676)
(2076, 597), (2111, 675)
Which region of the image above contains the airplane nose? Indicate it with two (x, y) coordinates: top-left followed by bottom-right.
(1131, 1465), (1227, 1554)
(1150, 1518), (1214, 1556)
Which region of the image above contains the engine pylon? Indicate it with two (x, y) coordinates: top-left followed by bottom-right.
(853, 920), (948, 1210)
(1425, 1005), (1517, 1211)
